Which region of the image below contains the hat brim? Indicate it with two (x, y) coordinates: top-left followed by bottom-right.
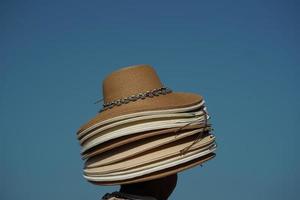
(84, 134), (215, 174)
(77, 92), (203, 136)
(84, 128), (212, 166)
(87, 153), (216, 185)
(81, 113), (209, 153)
(84, 144), (216, 181)
(81, 124), (210, 159)
(79, 106), (207, 143)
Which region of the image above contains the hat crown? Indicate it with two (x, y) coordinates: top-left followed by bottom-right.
(103, 64), (163, 103)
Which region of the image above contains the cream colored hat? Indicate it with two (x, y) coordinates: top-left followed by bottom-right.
(76, 64), (217, 185)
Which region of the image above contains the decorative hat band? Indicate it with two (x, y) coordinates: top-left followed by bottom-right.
(99, 87), (173, 112)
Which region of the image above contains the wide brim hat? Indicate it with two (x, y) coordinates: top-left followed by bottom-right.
(76, 64), (216, 185)
(89, 153), (216, 185)
(77, 64), (204, 136)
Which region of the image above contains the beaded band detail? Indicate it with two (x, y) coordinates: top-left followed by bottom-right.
(99, 87), (172, 112)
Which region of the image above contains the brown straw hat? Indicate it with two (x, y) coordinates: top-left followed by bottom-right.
(77, 64), (204, 137)
(76, 64), (217, 185)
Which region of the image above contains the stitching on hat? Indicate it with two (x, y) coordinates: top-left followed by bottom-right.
(98, 87), (172, 113)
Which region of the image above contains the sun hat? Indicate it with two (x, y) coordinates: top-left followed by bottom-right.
(81, 124), (210, 159)
(76, 64), (217, 185)
(84, 134), (216, 174)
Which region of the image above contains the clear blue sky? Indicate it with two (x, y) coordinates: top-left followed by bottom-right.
(1, 0), (299, 199)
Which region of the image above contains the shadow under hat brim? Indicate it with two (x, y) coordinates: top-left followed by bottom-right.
(77, 92), (203, 135)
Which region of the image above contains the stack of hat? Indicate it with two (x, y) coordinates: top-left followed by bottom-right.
(76, 64), (217, 185)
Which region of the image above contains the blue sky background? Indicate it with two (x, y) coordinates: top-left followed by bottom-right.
(1, 0), (299, 199)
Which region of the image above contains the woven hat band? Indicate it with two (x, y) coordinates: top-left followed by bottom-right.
(99, 87), (173, 112)
(102, 64), (164, 103)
